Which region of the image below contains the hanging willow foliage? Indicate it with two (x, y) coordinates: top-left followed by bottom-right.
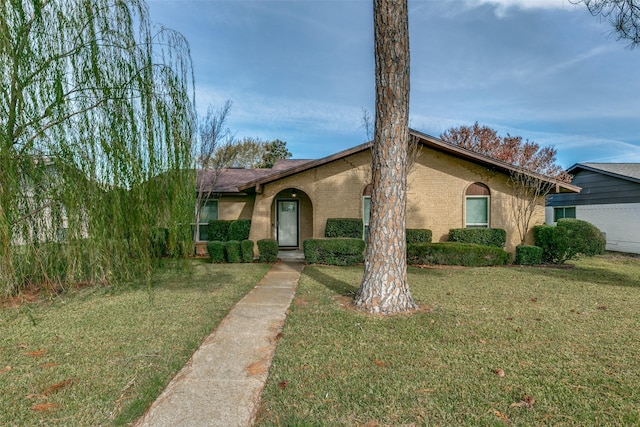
(0, 0), (195, 295)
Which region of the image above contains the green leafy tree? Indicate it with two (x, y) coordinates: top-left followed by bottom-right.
(257, 139), (292, 168)
(0, 0), (194, 295)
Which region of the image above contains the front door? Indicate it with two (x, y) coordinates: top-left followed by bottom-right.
(277, 200), (299, 247)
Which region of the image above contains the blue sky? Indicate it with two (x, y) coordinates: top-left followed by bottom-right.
(147, 0), (640, 168)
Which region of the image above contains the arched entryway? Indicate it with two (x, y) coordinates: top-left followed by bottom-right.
(272, 188), (313, 249)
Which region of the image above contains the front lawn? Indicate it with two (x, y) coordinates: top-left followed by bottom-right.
(257, 254), (640, 426)
(0, 261), (270, 426)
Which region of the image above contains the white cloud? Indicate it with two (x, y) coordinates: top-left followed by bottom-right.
(461, 0), (581, 16)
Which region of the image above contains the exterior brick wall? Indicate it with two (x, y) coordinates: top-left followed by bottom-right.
(217, 146), (547, 254)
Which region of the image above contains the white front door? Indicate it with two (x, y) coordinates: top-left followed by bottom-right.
(277, 200), (299, 247)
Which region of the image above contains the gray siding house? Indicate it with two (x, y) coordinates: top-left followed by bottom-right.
(546, 163), (640, 254)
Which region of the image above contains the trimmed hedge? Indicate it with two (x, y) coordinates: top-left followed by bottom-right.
(229, 219), (252, 241)
(304, 238), (366, 266)
(325, 218), (364, 239)
(534, 219), (605, 264)
(448, 228), (506, 248)
(515, 245), (543, 265)
(225, 240), (242, 263)
(208, 220), (233, 242)
(406, 228), (432, 244)
(407, 242), (511, 267)
(257, 239), (278, 263)
(207, 241), (225, 263)
(241, 239), (255, 263)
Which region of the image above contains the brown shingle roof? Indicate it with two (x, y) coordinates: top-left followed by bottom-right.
(196, 159), (314, 194)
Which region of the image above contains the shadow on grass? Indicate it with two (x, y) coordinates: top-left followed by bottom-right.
(302, 266), (359, 296)
(512, 264), (640, 289)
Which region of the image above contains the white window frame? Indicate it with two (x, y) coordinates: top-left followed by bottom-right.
(553, 206), (576, 222)
(465, 195), (490, 228)
(196, 199), (219, 241)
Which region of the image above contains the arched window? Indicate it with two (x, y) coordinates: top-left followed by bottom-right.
(363, 184), (372, 240)
(465, 183), (490, 228)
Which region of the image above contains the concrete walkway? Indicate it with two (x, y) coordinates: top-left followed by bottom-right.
(135, 259), (304, 427)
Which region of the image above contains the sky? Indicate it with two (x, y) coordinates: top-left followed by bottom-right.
(146, 0), (640, 168)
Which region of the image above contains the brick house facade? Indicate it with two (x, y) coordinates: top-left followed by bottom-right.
(195, 130), (579, 255)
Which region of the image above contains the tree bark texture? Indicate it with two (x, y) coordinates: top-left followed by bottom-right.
(354, 0), (417, 314)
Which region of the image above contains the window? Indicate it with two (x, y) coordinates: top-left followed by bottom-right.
(553, 206), (576, 222)
(363, 196), (371, 240)
(197, 200), (218, 241)
(465, 183), (490, 228)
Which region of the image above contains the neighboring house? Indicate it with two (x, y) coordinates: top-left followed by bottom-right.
(546, 163), (640, 254)
(195, 129), (579, 255)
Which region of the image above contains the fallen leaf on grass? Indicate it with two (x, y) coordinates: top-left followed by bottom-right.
(1, 366), (11, 373)
(597, 306), (607, 310)
(372, 359), (387, 368)
(510, 395), (535, 409)
(493, 368), (505, 377)
(493, 409), (510, 423)
(530, 297), (538, 302)
(32, 403), (57, 412)
(39, 363), (59, 369)
(277, 380), (289, 389)
(42, 378), (73, 396)
(24, 349), (47, 357)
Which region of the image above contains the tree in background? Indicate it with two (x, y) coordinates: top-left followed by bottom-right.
(441, 122), (570, 245)
(209, 137), (292, 169)
(0, 0), (194, 295)
(354, 0), (417, 314)
(573, 0), (640, 46)
(440, 122), (570, 181)
(257, 139), (292, 168)
(194, 101), (235, 251)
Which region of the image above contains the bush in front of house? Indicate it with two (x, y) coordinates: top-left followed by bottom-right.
(225, 240), (242, 263)
(208, 220), (233, 242)
(241, 239), (255, 263)
(448, 228), (506, 248)
(407, 242), (511, 267)
(229, 219), (252, 241)
(207, 241), (225, 263)
(304, 238), (366, 266)
(515, 245), (543, 265)
(534, 219), (605, 264)
(406, 228), (432, 244)
(324, 218), (364, 239)
(257, 239), (278, 263)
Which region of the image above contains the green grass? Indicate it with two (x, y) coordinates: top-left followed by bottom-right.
(0, 260), (270, 426)
(256, 253), (640, 426)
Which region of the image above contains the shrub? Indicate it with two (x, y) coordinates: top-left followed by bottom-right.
(229, 220), (252, 241)
(241, 240), (255, 263)
(448, 228), (506, 248)
(257, 239), (278, 263)
(406, 229), (432, 244)
(534, 219), (605, 264)
(325, 218), (364, 239)
(304, 238), (366, 266)
(207, 241), (225, 263)
(407, 242), (510, 267)
(225, 240), (242, 263)
(208, 220), (233, 242)
(515, 245), (543, 265)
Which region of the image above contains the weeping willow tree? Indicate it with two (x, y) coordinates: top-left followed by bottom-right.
(0, 0), (195, 295)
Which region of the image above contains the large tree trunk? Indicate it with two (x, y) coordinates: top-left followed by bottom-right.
(353, 0), (417, 314)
